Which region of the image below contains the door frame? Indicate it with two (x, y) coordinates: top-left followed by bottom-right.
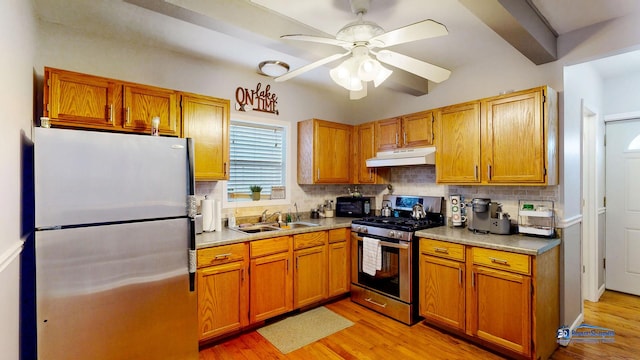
(581, 102), (600, 302)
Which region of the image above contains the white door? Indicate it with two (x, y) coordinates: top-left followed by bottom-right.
(605, 119), (640, 295)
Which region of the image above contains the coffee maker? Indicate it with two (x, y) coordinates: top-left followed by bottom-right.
(470, 198), (511, 234)
(470, 198), (492, 233)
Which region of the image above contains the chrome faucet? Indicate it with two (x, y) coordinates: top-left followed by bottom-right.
(261, 210), (281, 223)
(294, 202), (300, 221)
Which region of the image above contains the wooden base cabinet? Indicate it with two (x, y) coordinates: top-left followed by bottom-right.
(196, 243), (248, 342)
(419, 238), (559, 360)
(293, 231), (328, 308)
(328, 228), (350, 297)
(419, 239), (465, 332)
(249, 236), (293, 323)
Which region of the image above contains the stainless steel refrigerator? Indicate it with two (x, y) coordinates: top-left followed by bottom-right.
(33, 127), (198, 359)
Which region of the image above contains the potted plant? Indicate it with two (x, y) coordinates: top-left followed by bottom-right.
(249, 185), (262, 201)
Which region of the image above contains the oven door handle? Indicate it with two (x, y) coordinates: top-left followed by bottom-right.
(358, 238), (410, 250)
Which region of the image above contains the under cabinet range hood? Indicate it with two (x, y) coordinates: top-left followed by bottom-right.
(366, 147), (436, 167)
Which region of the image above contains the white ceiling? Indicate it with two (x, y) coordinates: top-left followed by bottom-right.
(33, 0), (640, 93)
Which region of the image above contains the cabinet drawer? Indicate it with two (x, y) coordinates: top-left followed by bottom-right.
(472, 247), (530, 275)
(420, 238), (465, 261)
(328, 228), (348, 243)
(250, 236), (291, 258)
(294, 231), (328, 250)
(198, 243), (246, 268)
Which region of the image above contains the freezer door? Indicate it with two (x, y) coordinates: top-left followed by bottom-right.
(36, 218), (197, 360)
(35, 127), (189, 228)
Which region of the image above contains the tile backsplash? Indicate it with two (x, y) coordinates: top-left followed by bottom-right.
(196, 165), (559, 222)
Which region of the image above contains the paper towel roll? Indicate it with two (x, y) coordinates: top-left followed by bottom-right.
(201, 197), (214, 232)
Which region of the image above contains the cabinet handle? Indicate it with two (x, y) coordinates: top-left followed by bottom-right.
(108, 104), (113, 124)
(487, 164), (492, 180)
(489, 257), (509, 265)
(126, 107), (131, 125)
(364, 297), (387, 308)
(224, 162), (227, 176)
(241, 268), (244, 282)
(472, 271), (475, 288)
(286, 259), (289, 272)
(214, 253), (231, 260)
(434, 247), (449, 254)
(369, 168), (373, 180)
(295, 256), (299, 270)
(458, 268), (462, 285)
(395, 133), (399, 146)
(403, 132), (407, 145)
(317, 168), (320, 180)
(474, 165), (478, 180)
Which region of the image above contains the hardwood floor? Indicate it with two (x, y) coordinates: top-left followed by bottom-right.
(199, 291), (640, 360)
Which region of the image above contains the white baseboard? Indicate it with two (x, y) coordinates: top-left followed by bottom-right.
(0, 241), (24, 273)
(598, 284), (606, 300)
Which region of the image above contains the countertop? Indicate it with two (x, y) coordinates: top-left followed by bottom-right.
(196, 217), (357, 249)
(415, 226), (560, 256)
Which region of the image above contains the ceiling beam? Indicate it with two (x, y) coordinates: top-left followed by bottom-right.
(459, 0), (557, 64)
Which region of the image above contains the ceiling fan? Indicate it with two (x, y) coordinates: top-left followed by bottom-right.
(274, 0), (451, 99)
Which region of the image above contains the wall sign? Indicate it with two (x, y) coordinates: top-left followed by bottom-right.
(235, 82), (279, 115)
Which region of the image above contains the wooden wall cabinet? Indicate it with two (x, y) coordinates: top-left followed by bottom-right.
(298, 119), (352, 184)
(44, 67), (122, 130)
(123, 84), (179, 136)
(435, 86), (558, 185)
(249, 236), (293, 323)
(196, 243), (248, 342)
(375, 110), (434, 152)
(181, 93), (230, 180)
(435, 101), (482, 184)
(293, 231), (328, 308)
(352, 121), (389, 184)
(418, 238), (559, 360)
(44, 67), (180, 136)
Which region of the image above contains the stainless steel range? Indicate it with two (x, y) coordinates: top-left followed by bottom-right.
(350, 195), (445, 325)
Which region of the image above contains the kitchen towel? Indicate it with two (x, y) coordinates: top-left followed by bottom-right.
(201, 197), (214, 232)
(362, 236), (381, 276)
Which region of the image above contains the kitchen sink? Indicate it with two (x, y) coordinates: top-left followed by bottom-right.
(230, 223), (282, 234)
(286, 221), (320, 229)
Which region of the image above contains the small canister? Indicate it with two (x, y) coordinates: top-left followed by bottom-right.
(151, 116), (160, 136)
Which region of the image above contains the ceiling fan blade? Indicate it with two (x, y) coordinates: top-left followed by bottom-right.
(369, 19), (448, 48)
(375, 50), (451, 83)
(281, 34), (352, 48)
(275, 51), (351, 82)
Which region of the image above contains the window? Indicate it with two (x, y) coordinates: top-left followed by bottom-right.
(226, 119), (288, 203)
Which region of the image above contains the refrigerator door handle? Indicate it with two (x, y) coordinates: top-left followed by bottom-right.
(188, 217), (196, 292)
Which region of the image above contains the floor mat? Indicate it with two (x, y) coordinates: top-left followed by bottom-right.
(256, 306), (354, 354)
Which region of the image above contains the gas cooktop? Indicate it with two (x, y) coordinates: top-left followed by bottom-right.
(352, 213), (445, 232)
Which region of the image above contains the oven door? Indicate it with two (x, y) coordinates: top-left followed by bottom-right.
(351, 232), (412, 303)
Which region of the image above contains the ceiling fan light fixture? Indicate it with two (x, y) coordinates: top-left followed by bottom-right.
(330, 57), (363, 91)
(373, 64), (393, 87)
(258, 60), (290, 77)
(357, 57), (380, 81)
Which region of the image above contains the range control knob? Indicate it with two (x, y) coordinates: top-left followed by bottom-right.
(388, 231), (396, 238)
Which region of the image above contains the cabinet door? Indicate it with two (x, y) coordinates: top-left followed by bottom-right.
(197, 261), (248, 341)
(356, 122), (376, 183)
(436, 102), (481, 184)
(45, 68), (121, 129)
(314, 120), (352, 183)
(468, 265), (531, 356)
(419, 254), (465, 331)
(375, 117), (401, 151)
(294, 245), (328, 308)
(181, 94), (230, 180)
(328, 240), (349, 297)
(123, 84), (179, 136)
(402, 111), (434, 148)
(483, 90), (544, 183)
(249, 251), (293, 323)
